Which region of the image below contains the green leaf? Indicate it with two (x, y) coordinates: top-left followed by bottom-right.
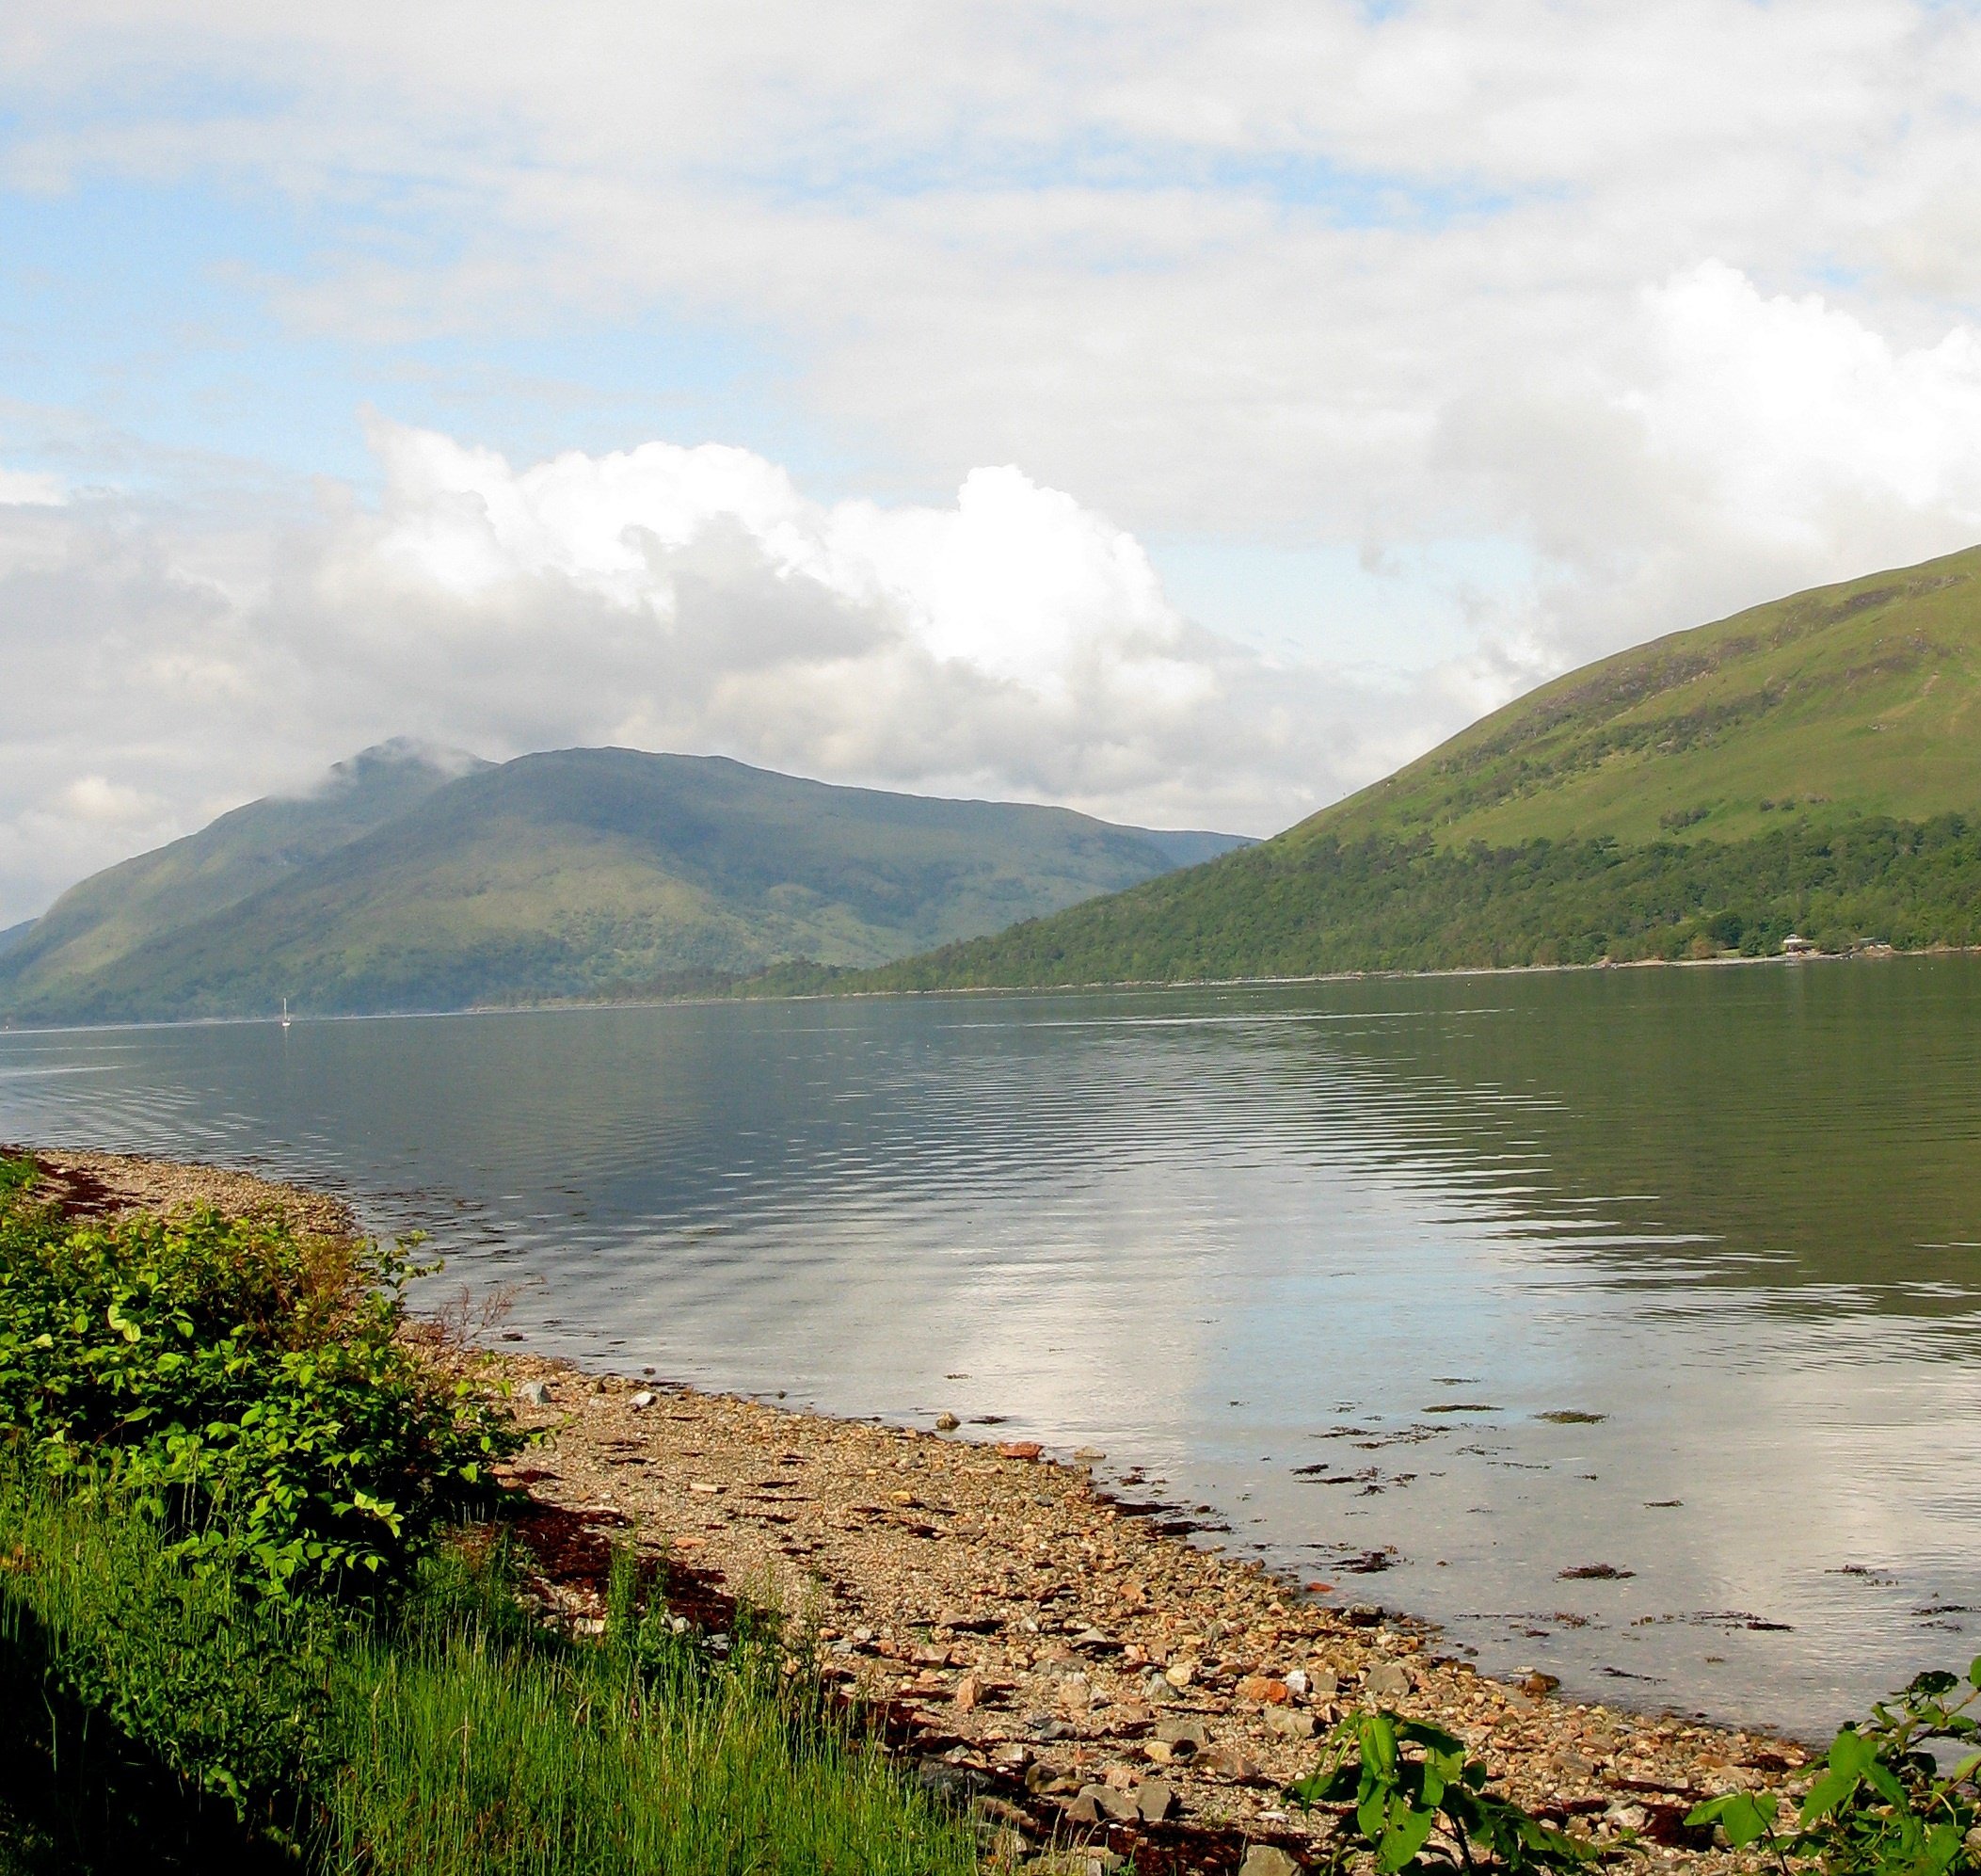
(1398, 1719), (1466, 1756)
(1863, 1760), (1908, 1806)
(1919, 1820), (1965, 1876)
(1363, 1709), (1399, 1780)
(1288, 1763), (1359, 1809)
(1421, 1744), (1465, 1811)
(1375, 1794), (1439, 1873)
(1686, 1791), (1777, 1849)
(1831, 1726), (1877, 1778)
(1798, 1765), (1861, 1825)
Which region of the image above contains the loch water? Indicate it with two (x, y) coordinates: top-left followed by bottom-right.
(2, 956), (1977, 1738)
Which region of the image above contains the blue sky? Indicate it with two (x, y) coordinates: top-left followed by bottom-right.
(0, 178), (824, 491)
(0, 137), (1522, 662)
(0, 140), (1533, 687)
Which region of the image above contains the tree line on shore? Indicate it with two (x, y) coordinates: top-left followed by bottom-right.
(822, 813), (1981, 992)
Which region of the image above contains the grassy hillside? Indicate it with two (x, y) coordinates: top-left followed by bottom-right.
(848, 547), (1981, 988)
(0, 747), (1246, 1022)
(1314, 544), (1981, 851)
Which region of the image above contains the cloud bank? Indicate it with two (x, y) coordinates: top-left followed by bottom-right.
(17, 236), (1981, 928)
(1438, 260), (1981, 661)
(0, 424), (1380, 924)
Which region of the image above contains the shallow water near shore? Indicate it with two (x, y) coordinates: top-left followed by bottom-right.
(3, 957), (1979, 1738)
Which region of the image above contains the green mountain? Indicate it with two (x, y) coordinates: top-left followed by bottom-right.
(0, 746), (1248, 1023)
(854, 545), (1981, 988)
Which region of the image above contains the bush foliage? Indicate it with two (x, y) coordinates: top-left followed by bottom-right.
(1289, 1706), (1593, 1873)
(0, 1163), (516, 1594)
(1689, 1662), (1981, 1876)
(0, 1158), (982, 1873)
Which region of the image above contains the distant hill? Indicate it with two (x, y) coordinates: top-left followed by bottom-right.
(852, 546), (1981, 988)
(0, 746), (1249, 1023)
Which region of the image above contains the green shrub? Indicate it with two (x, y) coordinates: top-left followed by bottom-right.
(0, 1160), (983, 1872)
(1289, 1707), (1593, 1872)
(0, 1160), (518, 1594)
(1688, 1661), (1981, 1875)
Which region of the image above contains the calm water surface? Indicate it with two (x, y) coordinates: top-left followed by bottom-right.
(3, 958), (1978, 1738)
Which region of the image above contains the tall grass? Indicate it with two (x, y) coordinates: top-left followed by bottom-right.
(0, 1466), (329, 1869)
(0, 1469), (981, 1875)
(326, 1553), (979, 1875)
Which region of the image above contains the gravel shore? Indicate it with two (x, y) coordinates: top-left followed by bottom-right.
(23, 1146), (1806, 1872)
(12, 1145), (358, 1239)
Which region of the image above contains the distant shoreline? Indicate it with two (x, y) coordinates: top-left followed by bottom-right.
(721, 936), (1953, 1003)
(2, 936), (1972, 1035)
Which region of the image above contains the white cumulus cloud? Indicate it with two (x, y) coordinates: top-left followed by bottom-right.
(362, 422), (1202, 705)
(322, 421), (1331, 817)
(0, 424), (1395, 925)
(1628, 262), (1981, 554)
(1433, 261), (1981, 665)
(0, 469), (64, 506)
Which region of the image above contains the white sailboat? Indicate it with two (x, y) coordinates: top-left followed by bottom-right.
(280, 997), (292, 1030)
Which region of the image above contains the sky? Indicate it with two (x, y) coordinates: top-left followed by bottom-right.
(7, 2), (1981, 924)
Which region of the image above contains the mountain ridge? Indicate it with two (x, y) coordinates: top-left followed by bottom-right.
(0, 746), (1250, 1023)
(1310, 545), (1980, 851)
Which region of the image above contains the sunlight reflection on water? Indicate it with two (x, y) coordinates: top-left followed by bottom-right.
(2, 957), (1978, 1735)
